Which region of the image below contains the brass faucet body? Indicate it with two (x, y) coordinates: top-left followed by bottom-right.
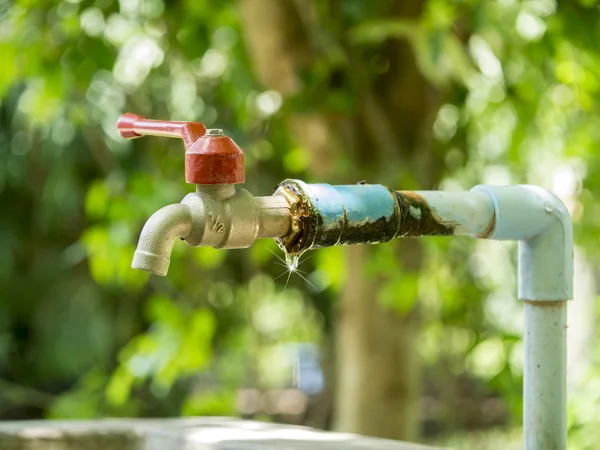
(132, 186), (291, 275)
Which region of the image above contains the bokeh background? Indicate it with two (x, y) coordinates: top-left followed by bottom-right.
(1, 0), (599, 448)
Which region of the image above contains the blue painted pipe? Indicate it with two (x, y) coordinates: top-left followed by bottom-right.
(274, 179), (456, 254)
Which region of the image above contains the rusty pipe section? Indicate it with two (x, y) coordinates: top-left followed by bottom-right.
(274, 180), (495, 255)
(132, 187), (291, 276)
(403, 190), (496, 238)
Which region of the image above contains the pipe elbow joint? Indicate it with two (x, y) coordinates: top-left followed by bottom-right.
(472, 185), (573, 301)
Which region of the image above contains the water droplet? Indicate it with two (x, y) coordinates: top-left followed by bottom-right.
(285, 252), (299, 271)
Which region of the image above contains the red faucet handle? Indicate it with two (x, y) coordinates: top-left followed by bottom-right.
(117, 113), (207, 149)
(117, 113), (244, 185)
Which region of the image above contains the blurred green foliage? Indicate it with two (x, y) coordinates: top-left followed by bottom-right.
(0, 0), (599, 448)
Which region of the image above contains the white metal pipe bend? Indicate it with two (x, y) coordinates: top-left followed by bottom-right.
(472, 185), (573, 302)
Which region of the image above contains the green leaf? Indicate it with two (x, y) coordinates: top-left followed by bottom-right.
(106, 367), (134, 407)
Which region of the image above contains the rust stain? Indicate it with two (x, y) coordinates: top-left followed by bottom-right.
(394, 191), (456, 237)
(523, 300), (568, 308)
(337, 214), (399, 246)
(477, 210), (496, 238)
(397, 191), (423, 202)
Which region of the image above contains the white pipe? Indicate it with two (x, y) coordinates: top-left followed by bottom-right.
(472, 185), (573, 301)
(413, 186), (573, 449)
(474, 185), (572, 450)
(348, 184), (573, 448)
(412, 190), (496, 237)
(524, 301), (567, 450)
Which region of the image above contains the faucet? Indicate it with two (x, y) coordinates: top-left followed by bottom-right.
(117, 113), (291, 276)
(118, 113), (573, 450)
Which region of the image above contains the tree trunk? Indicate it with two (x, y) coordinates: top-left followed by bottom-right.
(334, 244), (422, 439)
(239, 0), (439, 441)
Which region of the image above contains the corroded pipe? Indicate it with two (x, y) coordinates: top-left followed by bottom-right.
(274, 180), (495, 255)
(401, 190), (495, 238)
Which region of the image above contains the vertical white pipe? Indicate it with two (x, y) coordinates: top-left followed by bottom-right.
(474, 185), (572, 450)
(524, 301), (567, 450)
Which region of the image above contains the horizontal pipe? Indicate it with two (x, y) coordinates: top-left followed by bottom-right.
(405, 190), (495, 238)
(275, 181), (400, 253)
(274, 180), (496, 254)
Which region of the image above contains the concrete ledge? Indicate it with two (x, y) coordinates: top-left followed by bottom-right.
(0, 417), (448, 450)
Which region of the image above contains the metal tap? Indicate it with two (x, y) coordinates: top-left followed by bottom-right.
(117, 113), (290, 276)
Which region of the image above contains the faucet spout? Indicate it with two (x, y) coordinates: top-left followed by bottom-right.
(132, 203), (193, 276)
